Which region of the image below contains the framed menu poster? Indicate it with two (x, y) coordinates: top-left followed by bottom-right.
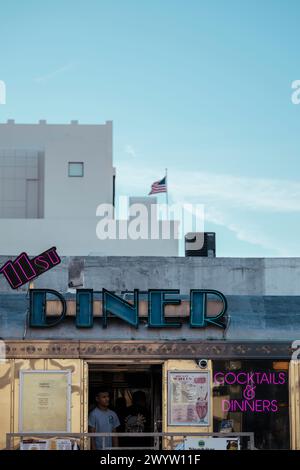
(168, 371), (210, 426)
(19, 370), (71, 433)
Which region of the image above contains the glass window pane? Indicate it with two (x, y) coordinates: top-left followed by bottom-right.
(213, 360), (290, 449)
(68, 162), (83, 177)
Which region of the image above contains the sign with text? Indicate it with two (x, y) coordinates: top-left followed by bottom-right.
(168, 371), (210, 426)
(184, 436), (240, 450)
(29, 288), (228, 329)
(0, 247), (61, 289)
(19, 370), (71, 432)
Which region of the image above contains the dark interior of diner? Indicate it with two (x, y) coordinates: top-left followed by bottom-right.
(88, 364), (162, 448)
(213, 360), (290, 449)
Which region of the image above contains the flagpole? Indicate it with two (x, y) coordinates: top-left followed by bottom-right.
(165, 168), (169, 219)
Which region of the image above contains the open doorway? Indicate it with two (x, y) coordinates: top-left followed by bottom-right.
(88, 363), (162, 448)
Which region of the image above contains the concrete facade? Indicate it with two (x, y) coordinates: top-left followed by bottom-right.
(0, 256), (300, 343)
(0, 256), (298, 295)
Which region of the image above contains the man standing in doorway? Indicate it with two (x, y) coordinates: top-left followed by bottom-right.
(89, 389), (120, 450)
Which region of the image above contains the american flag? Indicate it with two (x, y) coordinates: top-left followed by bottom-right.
(148, 175), (167, 195)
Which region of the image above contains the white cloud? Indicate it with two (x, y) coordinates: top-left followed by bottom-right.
(170, 171), (300, 213)
(124, 145), (137, 158)
(115, 162), (300, 254)
(203, 207), (284, 254)
(34, 63), (74, 83)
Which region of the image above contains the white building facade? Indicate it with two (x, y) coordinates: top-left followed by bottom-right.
(0, 120), (178, 256)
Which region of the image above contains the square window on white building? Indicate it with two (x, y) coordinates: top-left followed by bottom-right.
(68, 162), (84, 177)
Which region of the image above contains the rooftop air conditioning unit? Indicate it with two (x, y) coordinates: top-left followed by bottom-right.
(185, 232), (216, 257)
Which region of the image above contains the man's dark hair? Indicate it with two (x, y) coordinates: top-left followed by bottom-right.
(96, 388), (110, 397)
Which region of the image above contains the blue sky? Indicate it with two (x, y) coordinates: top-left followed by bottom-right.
(1, 0), (300, 256)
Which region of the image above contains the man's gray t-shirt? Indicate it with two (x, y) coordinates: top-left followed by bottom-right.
(88, 407), (120, 449)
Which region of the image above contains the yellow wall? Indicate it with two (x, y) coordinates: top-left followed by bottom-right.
(0, 360), (12, 449)
(1, 357), (296, 450)
(0, 359), (83, 449)
(289, 360), (300, 450)
(1, 358), (213, 450)
(162, 359), (213, 449)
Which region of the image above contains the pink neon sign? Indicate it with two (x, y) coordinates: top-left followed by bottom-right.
(213, 371), (287, 413)
(0, 247), (61, 289)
